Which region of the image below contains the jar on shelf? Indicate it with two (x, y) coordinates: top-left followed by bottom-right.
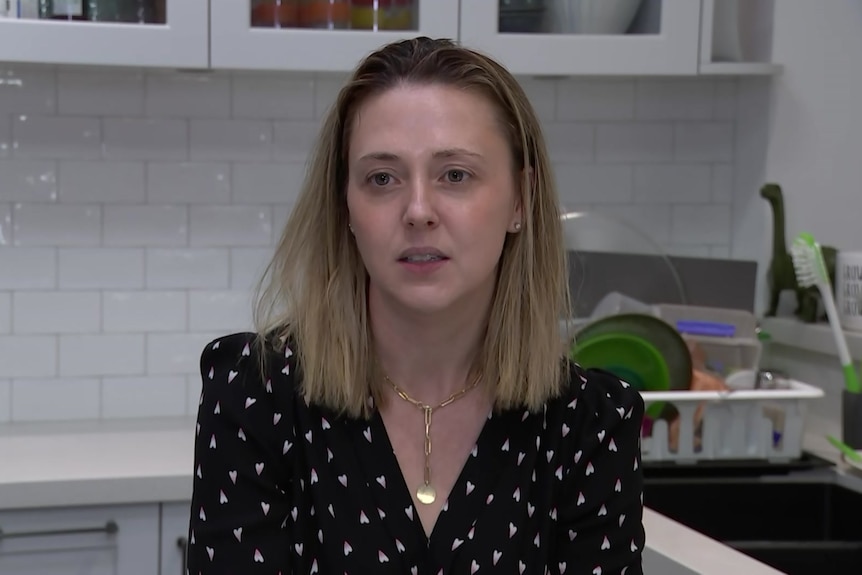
(39, 0), (87, 20)
(351, 0), (414, 31)
(251, 0), (301, 28)
(299, 0), (350, 29)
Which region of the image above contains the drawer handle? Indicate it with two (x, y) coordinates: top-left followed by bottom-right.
(0, 519), (119, 540)
(177, 536), (188, 575)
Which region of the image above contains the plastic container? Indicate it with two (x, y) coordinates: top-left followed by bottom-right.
(299, 0), (350, 29)
(653, 303), (761, 376)
(640, 378), (824, 463)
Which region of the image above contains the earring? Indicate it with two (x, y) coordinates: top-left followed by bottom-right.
(348, 224), (354, 234)
(513, 222), (522, 232)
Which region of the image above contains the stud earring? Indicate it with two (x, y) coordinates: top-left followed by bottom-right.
(513, 222), (522, 232)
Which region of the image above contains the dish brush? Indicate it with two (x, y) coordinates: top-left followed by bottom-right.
(790, 232), (862, 393)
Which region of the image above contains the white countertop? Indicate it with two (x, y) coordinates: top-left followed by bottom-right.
(1, 414), (856, 575)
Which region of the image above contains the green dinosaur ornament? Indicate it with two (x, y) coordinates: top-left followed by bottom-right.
(761, 183), (837, 323)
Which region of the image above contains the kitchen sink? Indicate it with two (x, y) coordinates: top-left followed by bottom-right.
(644, 477), (862, 575)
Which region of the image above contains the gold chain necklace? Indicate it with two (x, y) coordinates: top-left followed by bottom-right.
(385, 373), (481, 505)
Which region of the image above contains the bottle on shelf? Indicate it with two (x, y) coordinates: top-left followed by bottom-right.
(351, 0), (414, 31)
(299, 0), (350, 29)
(39, 0), (87, 20)
(87, 0), (159, 23)
(251, 0), (301, 28)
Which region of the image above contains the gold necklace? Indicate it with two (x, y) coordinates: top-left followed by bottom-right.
(385, 373), (481, 505)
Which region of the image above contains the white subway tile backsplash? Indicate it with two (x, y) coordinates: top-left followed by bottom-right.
(190, 119), (272, 162)
(102, 376), (187, 418)
(12, 378), (100, 421)
(674, 123), (734, 163)
(104, 205), (188, 247)
(147, 162), (230, 204)
(190, 206), (272, 247)
(103, 291), (187, 332)
(0, 203), (9, 245)
(13, 116), (101, 159)
(713, 81), (737, 120)
(635, 79), (714, 120)
(145, 73), (231, 118)
(671, 205), (732, 245)
(0, 335), (57, 377)
(58, 69), (144, 116)
(554, 164), (632, 205)
(0, 159), (57, 202)
(273, 121), (320, 163)
(232, 73), (315, 120)
(0, 69), (746, 422)
(313, 73), (348, 119)
(633, 165), (711, 204)
(230, 247), (273, 291)
(0, 293), (10, 333)
(0, 68), (56, 115)
(232, 163), (304, 204)
(59, 248), (144, 289)
(58, 161), (145, 203)
(543, 124), (594, 163)
(518, 78), (556, 121)
(557, 79), (634, 121)
(189, 290), (253, 332)
(14, 291), (101, 334)
(0, 114), (11, 158)
(59, 334), (145, 376)
(596, 124), (673, 164)
(146, 248), (229, 289)
(711, 164), (733, 204)
(0, 248), (56, 289)
(102, 118), (188, 161)
(147, 332), (220, 376)
(12, 203), (101, 247)
(0, 380), (9, 422)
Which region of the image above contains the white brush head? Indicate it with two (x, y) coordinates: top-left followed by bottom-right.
(790, 238), (825, 288)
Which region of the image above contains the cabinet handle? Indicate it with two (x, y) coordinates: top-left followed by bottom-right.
(177, 537), (188, 575)
(0, 519), (119, 540)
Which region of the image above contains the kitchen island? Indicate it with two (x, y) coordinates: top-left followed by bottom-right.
(4, 414), (851, 574)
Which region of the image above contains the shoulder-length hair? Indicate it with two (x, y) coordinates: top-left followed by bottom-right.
(253, 36), (571, 419)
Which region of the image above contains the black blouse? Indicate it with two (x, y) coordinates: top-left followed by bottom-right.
(187, 332), (646, 574)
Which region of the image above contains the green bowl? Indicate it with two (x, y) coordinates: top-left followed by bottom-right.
(572, 332), (670, 419)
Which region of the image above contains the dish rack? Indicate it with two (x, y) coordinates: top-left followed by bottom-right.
(643, 303), (823, 463)
(640, 380), (824, 463)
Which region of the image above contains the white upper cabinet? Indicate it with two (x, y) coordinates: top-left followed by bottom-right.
(459, 0), (701, 76)
(0, 1), (209, 69)
(210, 0), (460, 72)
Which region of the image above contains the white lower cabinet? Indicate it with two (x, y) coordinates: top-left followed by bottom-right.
(160, 502), (191, 575)
(0, 503), (160, 575)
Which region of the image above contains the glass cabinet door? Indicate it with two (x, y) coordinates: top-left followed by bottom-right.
(460, 0), (701, 76)
(0, 0), (209, 68)
(210, 0), (460, 73)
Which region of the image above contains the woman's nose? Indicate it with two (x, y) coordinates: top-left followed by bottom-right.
(403, 179), (438, 228)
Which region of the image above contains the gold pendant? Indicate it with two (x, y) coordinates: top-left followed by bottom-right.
(416, 483), (436, 505)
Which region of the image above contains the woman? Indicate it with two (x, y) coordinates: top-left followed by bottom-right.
(187, 36), (645, 574)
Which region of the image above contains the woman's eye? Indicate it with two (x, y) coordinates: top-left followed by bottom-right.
(446, 169), (467, 183)
(371, 173), (391, 186)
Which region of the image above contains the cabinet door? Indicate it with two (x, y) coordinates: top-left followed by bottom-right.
(160, 501), (191, 575)
(0, 0), (209, 68)
(459, 0), (701, 76)
(0, 503), (159, 575)
(210, 0), (460, 73)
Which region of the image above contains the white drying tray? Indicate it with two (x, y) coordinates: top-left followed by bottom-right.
(641, 378), (824, 403)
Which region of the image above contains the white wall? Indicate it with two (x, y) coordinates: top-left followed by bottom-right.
(736, 0), (862, 314)
(0, 67), (744, 422)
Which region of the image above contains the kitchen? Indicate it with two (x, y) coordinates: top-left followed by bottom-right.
(1, 0), (862, 573)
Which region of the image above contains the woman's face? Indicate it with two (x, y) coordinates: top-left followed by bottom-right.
(346, 83), (523, 317)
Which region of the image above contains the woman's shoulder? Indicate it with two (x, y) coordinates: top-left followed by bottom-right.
(551, 360), (645, 432)
(198, 330), (300, 404)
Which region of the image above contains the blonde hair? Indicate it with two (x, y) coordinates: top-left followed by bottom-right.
(253, 37), (571, 419)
